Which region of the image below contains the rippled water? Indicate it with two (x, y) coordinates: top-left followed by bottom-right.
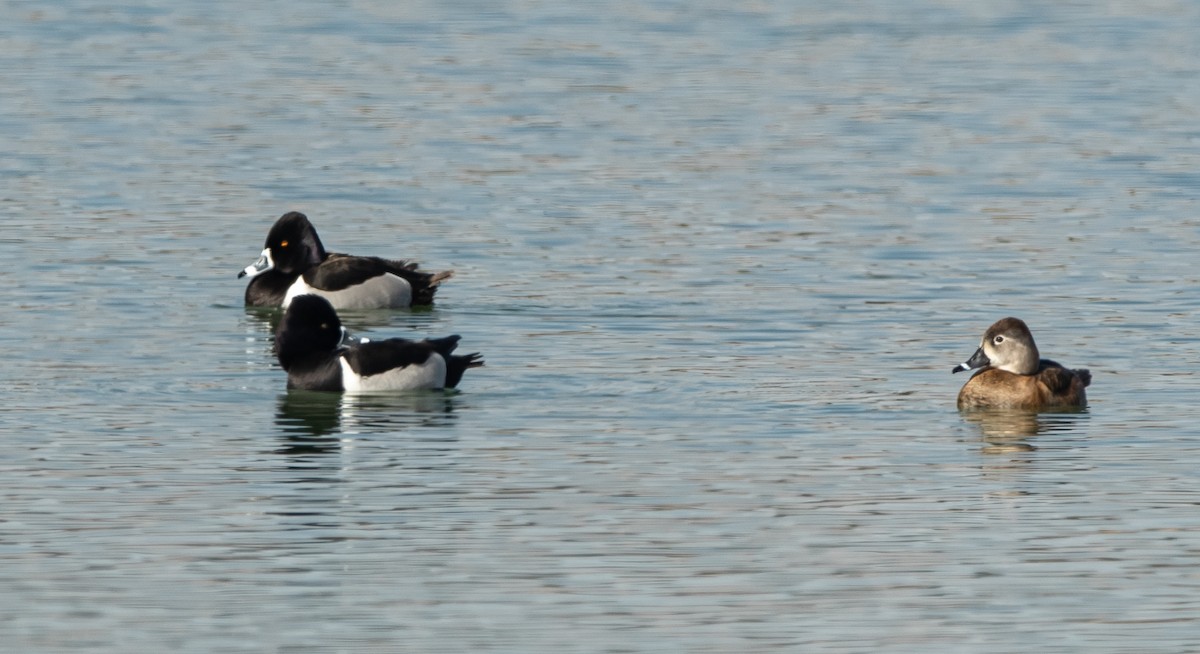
(4, 1), (1200, 652)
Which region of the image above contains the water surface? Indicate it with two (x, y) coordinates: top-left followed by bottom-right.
(3, 1), (1200, 652)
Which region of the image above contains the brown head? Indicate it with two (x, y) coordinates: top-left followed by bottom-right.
(952, 317), (1041, 376)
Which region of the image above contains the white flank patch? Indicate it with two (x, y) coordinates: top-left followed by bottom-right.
(283, 273), (412, 309)
(339, 354), (447, 392)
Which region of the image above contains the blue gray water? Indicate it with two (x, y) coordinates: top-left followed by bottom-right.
(4, 1), (1200, 651)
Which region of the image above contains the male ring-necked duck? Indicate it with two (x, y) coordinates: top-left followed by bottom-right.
(276, 294), (483, 392)
(239, 211), (452, 309)
(952, 317), (1091, 410)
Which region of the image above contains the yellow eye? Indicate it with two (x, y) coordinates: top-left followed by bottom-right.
(280, 240), (289, 248)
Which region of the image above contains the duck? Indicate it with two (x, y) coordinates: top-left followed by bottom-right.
(238, 211), (452, 309)
(952, 317), (1091, 410)
(275, 294), (483, 392)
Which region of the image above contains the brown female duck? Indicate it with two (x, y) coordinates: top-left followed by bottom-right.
(952, 317), (1091, 410)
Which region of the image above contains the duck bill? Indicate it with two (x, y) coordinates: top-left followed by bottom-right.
(237, 248), (274, 280)
(952, 347), (990, 374)
(339, 327), (370, 347)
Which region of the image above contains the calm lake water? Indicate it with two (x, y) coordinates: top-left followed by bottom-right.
(4, 1), (1200, 651)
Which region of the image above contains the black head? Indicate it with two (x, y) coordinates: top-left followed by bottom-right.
(275, 294), (344, 371)
(262, 212), (328, 275)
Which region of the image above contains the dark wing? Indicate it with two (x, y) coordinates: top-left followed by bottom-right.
(309, 254), (452, 305)
(1072, 368), (1092, 388)
(422, 335), (462, 358)
(418, 335), (482, 388)
(341, 338), (445, 377)
(372, 257), (452, 305)
(306, 255), (394, 292)
(1037, 359), (1087, 394)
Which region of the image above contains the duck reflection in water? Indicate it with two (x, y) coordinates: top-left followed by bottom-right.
(277, 389), (343, 434)
(275, 389), (463, 445)
(960, 407), (1089, 453)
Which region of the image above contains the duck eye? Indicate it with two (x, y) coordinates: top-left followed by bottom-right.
(993, 335), (1005, 344)
(280, 240), (289, 248)
(319, 322), (329, 330)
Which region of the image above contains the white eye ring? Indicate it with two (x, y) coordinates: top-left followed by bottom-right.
(993, 335), (1005, 344)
